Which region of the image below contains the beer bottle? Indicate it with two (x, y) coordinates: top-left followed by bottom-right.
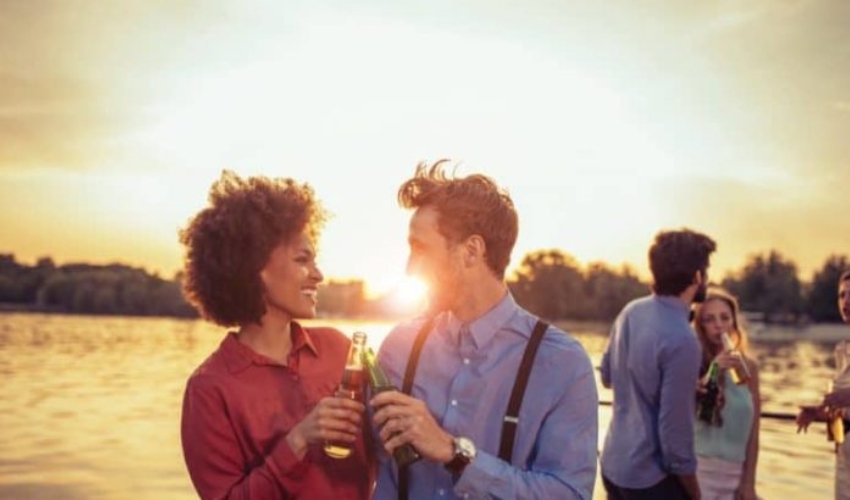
(827, 412), (845, 445)
(826, 381), (845, 445)
(362, 347), (422, 468)
(323, 331), (367, 459)
(720, 332), (751, 385)
(697, 362), (721, 425)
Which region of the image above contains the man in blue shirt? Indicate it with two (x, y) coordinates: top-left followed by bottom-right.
(600, 229), (716, 500)
(370, 160), (599, 499)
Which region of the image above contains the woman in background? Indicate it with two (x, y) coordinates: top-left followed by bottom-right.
(797, 270), (850, 499)
(693, 288), (760, 500)
(179, 170), (374, 499)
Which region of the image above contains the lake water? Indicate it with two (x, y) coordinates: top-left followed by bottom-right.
(0, 313), (842, 499)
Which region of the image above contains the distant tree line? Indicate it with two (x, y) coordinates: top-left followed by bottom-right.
(0, 250), (847, 323)
(721, 252), (849, 324)
(508, 249), (849, 324)
(0, 254), (197, 317)
(508, 250), (645, 323)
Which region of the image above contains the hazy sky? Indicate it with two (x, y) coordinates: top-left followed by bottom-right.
(1, 0), (848, 295)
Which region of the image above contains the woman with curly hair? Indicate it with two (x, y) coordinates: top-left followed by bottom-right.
(692, 288), (760, 500)
(179, 170), (373, 500)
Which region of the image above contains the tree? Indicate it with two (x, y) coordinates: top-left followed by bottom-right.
(583, 263), (647, 321)
(806, 254), (850, 322)
(722, 250), (804, 323)
(509, 250), (649, 322)
(510, 249), (585, 321)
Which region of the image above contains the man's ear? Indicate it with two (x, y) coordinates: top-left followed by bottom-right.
(692, 270), (703, 285)
(464, 235), (486, 267)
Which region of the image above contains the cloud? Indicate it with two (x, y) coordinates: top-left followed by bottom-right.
(0, 0), (268, 172)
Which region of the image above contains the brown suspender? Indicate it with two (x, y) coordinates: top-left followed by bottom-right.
(397, 317), (435, 500)
(397, 318), (549, 500)
(498, 320), (549, 463)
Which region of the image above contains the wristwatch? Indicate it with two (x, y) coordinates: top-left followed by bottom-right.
(444, 436), (477, 476)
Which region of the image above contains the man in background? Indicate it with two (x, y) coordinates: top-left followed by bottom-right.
(600, 228), (717, 500)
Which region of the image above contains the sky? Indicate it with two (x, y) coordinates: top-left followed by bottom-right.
(1, 0), (849, 297)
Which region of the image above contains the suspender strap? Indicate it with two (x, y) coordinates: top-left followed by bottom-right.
(398, 316), (436, 500)
(402, 316), (436, 395)
(497, 320), (549, 463)
(397, 317), (548, 499)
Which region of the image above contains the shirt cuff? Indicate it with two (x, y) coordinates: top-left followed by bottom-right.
(665, 456), (697, 476)
(452, 451), (499, 498)
(268, 440), (310, 480)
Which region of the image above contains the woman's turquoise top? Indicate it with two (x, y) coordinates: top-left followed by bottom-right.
(695, 377), (754, 463)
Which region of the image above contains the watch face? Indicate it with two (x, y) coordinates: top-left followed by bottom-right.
(456, 437), (476, 460)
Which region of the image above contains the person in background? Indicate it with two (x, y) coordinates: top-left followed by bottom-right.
(370, 160), (599, 499)
(797, 270), (850, 500)
(692, 288), (760, 500)
(601, 228), (717, 500)
(179, 170), (374, 500)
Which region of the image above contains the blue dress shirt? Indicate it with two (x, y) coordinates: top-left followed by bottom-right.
(374, 293), (598, 499)
(599, 294), (701, 489)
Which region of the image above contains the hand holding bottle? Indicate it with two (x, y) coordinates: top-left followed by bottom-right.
(697, 362), (722, 425)
(719, 332), (751, 385)
(824, 381), (845, 444)
(287, 396), (365, 459)
(714, 351), (747, 379)
(324, 332), (368, 459)
(362, 347), (422, 467)
(795, 404), (828, 434)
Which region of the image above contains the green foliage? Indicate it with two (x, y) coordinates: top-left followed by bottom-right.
(317, 280), (366, 317)
(0, 254), (197, 318)
(509, 249), (648, 322)
(1, 249), (847, 322)
(805, 255), (849, 322)
(722, 250), (804, 323)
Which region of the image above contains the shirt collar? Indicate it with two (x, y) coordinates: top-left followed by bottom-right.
(221, 321), (319, 374)
(291, 321), (320, 357)
(654, 294), (692, 318)
(446, 291), (519, 350)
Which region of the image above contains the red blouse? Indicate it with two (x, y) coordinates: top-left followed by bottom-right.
(181, 324), (374, 499)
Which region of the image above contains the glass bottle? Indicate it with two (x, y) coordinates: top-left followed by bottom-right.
(826, 381), (845, 445)
(362, 347), (422, 467)
(323, 331), (367, 459)
(697, 362), (721, 425)
(720, 332), (751, 385)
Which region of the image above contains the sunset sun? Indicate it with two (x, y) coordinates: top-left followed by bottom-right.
(391, 276), (429, 308)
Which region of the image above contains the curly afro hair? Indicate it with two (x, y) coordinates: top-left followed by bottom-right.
(179, 170), (328, 327)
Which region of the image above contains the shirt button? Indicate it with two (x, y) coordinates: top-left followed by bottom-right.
(451, 399), (458, 406)
(463, 358), (470, 365)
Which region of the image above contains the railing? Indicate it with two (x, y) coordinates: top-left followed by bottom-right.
(598, 400), (797, 421)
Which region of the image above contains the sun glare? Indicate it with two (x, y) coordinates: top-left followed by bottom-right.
(391, 276), (429, 308)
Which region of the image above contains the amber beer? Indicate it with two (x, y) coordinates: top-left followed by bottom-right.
(720, 332), (751, 385)
(323, 332), (367, 459)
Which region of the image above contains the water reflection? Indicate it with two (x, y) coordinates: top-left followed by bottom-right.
(0, 314), (841, 499)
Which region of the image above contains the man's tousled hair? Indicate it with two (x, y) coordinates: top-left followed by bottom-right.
(397, 159), (518, 279)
